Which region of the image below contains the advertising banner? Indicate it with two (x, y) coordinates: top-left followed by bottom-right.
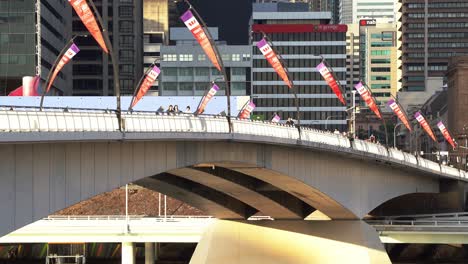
(196, 83), (219, 115)
(354, 81), (382, 119)
(437, 121), (457, 149)
(271, 114), (281, 123)
(181, 10), (221, 71)
(238, 101), (256, 119)
(256, 38), (292, 88)
(415, 111), (437, 142)
(46, 43), (80, 93)
(316, 62), (346, 105)
(387, 98), (412, 131)
(69, 0), (108, 53)
(131, 66), (161, 109)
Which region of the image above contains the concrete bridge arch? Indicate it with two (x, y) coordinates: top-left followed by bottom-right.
(0, 139), (439, 237)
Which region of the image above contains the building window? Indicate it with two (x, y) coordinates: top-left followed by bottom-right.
(164, 82), (177, 91)
(371, 84), (391, 89)
(242, 54), (251, 61)
(163, 68), (177, 76)
(232, 54), (240, 61)
(119, 64), (134, 74)
(119, 6), (133, 17)
(198, 54), (206, 61)
(119, 36), (134, 48)
(195, 83), (210, 91)
(231, 82), (245, 91)
(179, 82), (193, 91)
(179, 68), (193, 76)
(221, 54), (230, 61)
(232, 67), (246, 76)
(211, 68), (222, 76)
(163, 54), (177, 61)
(119, 21), (133, 33)
(195, 68), (209, 76)
(179, 54), (193, 61)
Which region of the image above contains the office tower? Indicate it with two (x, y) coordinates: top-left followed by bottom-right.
(0, 0), (72, 95)
(251, 2), (347, 130)
(341, 0), (396, 24)
(159, 28), (251, 96)
(399, 0), (468, 93)
(72, 0), (143, 96)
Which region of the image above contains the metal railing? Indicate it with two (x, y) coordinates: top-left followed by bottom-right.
(0, 107), (467, 181)
(367, 219), (468, 228)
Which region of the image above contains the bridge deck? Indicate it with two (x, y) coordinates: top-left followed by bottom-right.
(0, 108), (466, 182)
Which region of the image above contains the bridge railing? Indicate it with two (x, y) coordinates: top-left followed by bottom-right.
(123, 112), (229, 134)
(1, 108), (467, 181)
(0, 109), (118, 132)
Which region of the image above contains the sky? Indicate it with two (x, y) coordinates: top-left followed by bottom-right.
(177, 0), (254, 45)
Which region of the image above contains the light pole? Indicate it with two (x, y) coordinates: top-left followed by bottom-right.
(351, 90), (356, 137)
(325, 115), (341, 131)
(393, 123), (404, 149)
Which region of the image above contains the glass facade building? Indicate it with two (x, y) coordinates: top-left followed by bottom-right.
(399, 0), (468, 92)
(72, 0), (143, 96)
(0, 0), (71, 95)
(251, 2), (347, 130)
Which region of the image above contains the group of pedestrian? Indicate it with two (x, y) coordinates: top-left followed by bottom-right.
(157, 105), (191, 114)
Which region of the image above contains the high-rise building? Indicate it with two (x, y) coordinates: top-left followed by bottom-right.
(447, 56), (468, 145)
(398, 0), (468, 92)
(159, 28), (251, 96)
(341, 0), (396, 24)
(251, 2), (347, 130)
(347, 22), (398, 108)
(0, 0), (72, 95)
(72, 0), (143, 96)
(142, 0), (174, 95)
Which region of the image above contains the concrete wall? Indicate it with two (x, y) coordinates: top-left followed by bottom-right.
(0, 141), (439, 236)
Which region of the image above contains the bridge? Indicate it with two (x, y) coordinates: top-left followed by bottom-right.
(1, 107), (467, 263)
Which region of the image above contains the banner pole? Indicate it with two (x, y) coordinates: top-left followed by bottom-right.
(40, 35), (86, 111)
(185, 0), (232, 132)
(260, 33), (301, 135)
(88, 0), (123, 131)
(129, 62), (155, 111)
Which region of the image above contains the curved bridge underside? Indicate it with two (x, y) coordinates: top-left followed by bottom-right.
(0, 140), (439, 237)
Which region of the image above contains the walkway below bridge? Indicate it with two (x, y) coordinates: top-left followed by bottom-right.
(2, 215), (468, 245)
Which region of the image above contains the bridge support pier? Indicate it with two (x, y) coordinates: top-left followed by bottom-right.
(122, 242), (135, 264)
(190, 220), (391, 264)
(145, 242), (155, 264)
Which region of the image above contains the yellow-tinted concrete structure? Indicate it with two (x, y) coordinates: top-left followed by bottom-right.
(190, 220), (391, 264)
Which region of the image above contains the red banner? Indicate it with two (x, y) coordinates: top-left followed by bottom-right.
(46, 43), (80, 93)
(437, 121), (457, 149)
(69, 0), (108, 53)
(181, 10), (221, 71)
(354, 81), (382, 119)
(415, 112), (437, 142)
(387, 98), (412, 132)
(131, 66), (161, 109)
(238, 101), (256, 120)
(256, 38), (292, 88)
(196, 84), (219, 115)
(316, 62), (346, 105)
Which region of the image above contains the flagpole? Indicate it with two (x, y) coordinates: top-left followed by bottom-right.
(40, 34), (87, 111)
(88, 0), (123, 131)
(184, 0), (232, 132)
